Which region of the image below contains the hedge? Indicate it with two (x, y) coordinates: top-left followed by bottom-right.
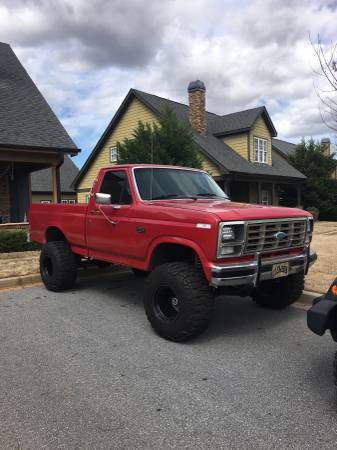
(0, 230), (41, 253)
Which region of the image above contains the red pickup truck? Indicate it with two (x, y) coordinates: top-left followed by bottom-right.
(30, 164), (317, 341)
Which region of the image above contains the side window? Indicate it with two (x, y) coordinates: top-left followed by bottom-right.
(99, 170), (132, 205)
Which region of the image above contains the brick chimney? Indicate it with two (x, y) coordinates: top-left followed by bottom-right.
(321, 137), (331, 156)
(188, 80), (206, 134)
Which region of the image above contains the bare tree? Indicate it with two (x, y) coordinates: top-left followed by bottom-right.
(311, 34), (337, 132)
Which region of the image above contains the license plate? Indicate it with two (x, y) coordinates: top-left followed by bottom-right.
(271, 262), (289, 279)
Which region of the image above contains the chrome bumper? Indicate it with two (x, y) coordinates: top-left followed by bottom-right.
(210, 246), (317, 288)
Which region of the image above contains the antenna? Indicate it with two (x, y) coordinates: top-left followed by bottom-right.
(150, 132), (154, 200)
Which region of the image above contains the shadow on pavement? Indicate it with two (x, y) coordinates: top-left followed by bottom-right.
(75, 268), (300, 343)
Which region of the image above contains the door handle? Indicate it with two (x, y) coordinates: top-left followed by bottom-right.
(89, 209), (100, 215)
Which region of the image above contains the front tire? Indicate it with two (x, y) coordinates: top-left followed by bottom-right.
(144, 262), (214, 342)
(252, 272), (304, 309)
(40, 241), (77, 292)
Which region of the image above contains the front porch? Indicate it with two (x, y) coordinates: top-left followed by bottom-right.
(0, 148), (64, 223)
(219, 177), (303, 207)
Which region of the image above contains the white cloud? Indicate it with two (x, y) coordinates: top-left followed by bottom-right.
(1, 0), (337, 166)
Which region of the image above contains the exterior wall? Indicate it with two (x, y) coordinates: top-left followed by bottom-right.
(77, 97), (222, 202)
(201, 157), (221, 177)
(223, 133), (248, 159)
(249, 116), (272, 165)
(31, 193), (76, 203)
(77, 98), (159, 202)
(0, 167), (10, 222)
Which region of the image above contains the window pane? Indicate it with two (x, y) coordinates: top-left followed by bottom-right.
(134, 168), (228, 200)
(110, 147), (118, 163)
(99, 170), (132, 204)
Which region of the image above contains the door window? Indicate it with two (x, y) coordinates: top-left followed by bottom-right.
(99, 171), (132, 204)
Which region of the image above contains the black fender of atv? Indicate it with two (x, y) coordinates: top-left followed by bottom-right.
(307, 277), (337, 337)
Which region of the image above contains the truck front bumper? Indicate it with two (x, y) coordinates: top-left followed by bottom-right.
(210, 246), (317, 288)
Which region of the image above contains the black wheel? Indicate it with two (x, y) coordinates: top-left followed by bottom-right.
(40, 241), (77, 292)
(252, 272), (304, 309)
(144, 262), (214, 342)
(132, 268), (149, 277)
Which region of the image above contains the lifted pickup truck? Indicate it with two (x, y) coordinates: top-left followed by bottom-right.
(30, 164), (317, 341)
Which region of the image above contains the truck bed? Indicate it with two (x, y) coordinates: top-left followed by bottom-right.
(29, 203), (89, 256)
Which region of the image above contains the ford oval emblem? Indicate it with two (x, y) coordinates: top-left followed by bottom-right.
(275, 231), (287, 241)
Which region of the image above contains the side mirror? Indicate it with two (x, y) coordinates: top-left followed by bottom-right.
(95, 193), (111, 205)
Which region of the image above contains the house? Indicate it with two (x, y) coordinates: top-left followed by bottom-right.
(31, 155), (79, 204)
(72, 81), (306, 206)
(0, 42), (79, 223)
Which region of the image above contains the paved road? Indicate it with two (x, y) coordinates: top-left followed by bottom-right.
(0, 270), (337, 450)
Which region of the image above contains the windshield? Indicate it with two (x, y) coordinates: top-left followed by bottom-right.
(134, 168), (229, 201)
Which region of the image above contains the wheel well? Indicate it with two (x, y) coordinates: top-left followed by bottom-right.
(45, 227), (66, 242)
(150, 243), (200, 270)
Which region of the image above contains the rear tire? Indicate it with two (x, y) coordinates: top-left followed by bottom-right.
(144, 262), (214, 342)
(252, 272), (304, 309)
(40, 241), (77, 292)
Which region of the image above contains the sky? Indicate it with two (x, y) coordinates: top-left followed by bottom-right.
(0, 0), (337, 168)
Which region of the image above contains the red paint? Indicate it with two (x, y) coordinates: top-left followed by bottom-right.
(29, 165), (311, 282)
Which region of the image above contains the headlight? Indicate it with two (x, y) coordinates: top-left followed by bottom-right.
(222, 226), (235, 241)
(306, 217), (314, 243)
(217, 222), (245, 258)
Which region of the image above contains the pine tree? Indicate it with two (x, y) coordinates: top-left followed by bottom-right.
(116, 108), (202, 169)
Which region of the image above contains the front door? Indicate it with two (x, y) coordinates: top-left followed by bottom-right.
(86, 170), (136, 262)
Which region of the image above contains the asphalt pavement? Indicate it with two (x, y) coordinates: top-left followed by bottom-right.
(0, 269), (337, 450)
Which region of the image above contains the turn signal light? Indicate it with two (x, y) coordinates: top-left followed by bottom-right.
(331, 285), (337, 296)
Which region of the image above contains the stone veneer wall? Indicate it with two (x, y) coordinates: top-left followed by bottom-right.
(188, 89), (206, 134)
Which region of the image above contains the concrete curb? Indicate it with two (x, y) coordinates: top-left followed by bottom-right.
(0, 266), (131, 291)
(0, 274), (41, 290)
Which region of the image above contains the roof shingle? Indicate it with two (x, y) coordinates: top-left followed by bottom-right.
(0, 42), (78, 151)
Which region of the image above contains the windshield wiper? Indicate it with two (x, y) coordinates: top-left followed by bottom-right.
(152, 194), (197, 200)
(195, 193), (228, 199)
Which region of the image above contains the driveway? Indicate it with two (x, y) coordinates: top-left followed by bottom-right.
(1, 271), (337, 450)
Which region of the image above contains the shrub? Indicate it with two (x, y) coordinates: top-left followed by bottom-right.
(305, 207), (319, 221)
(0, 230), (41, 253)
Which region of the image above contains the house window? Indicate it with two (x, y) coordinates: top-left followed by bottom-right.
(254, 138), (268, 164)
(61, 199), (68, 204)
(110, 146), (118, 163)
(68, 199), (76, 204)
(85, 194), (90, 203)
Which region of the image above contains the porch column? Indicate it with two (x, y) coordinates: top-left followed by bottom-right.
(297, 185), (301, 208)
(271, 183), (276, 206)
(52, 165), (61, 203)
(258, 182), (262, 204)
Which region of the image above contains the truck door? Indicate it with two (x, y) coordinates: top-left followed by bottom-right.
(86, 170), (135, 261)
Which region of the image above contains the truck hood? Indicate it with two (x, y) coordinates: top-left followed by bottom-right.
(150, 199), (310, 221)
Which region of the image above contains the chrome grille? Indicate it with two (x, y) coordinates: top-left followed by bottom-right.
(244, 219), (307, 254)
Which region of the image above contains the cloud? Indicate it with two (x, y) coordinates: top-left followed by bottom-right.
(0, 0), (336, 167)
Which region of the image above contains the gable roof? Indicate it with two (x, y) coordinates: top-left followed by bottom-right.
(133, 90), (277, 137)
(31, 155), (79, 193)
(73, 88), (304, 187)
(272, 138), (296, 158)
(0, 42), (78, 153)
